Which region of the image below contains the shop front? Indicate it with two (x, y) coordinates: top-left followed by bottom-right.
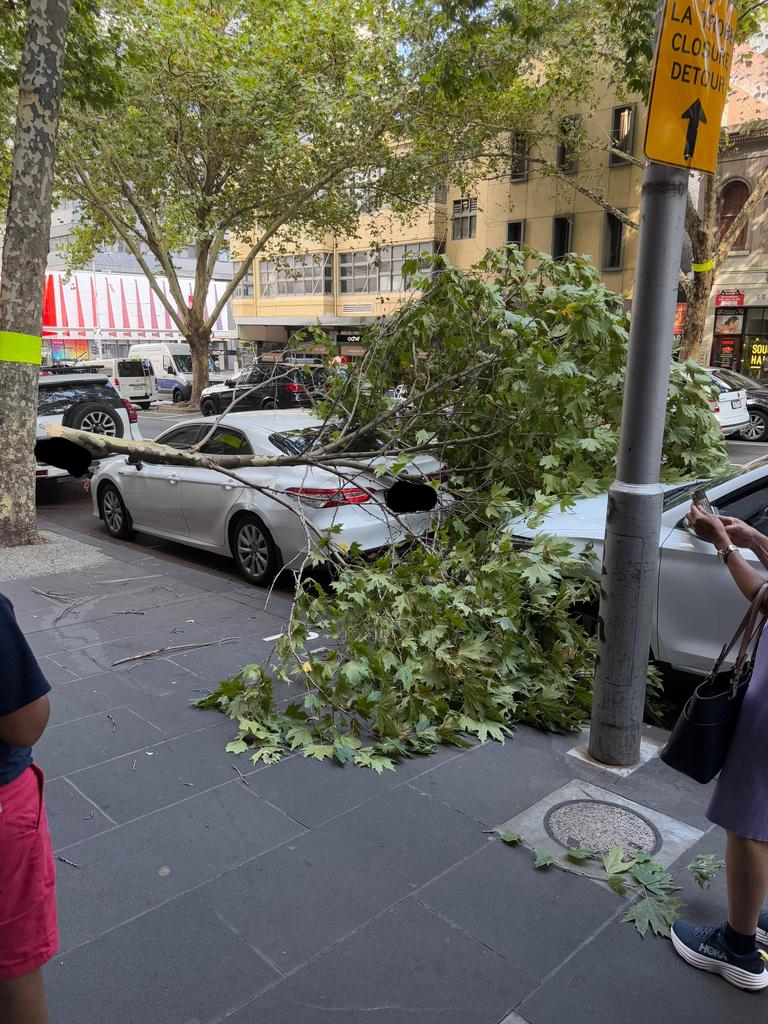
(709, 290), (768, 381)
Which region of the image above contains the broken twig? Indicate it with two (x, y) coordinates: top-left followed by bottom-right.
(111, 637), (240, 667)
(232, 764), (250, 786)
(57, 855), (81, 868)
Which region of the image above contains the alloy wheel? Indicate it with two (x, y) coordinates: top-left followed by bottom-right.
(102, 489), (123, 532)
(237, 522), (269, 578)
(743, 412), (767, 442)
(81, 410), (118, 435)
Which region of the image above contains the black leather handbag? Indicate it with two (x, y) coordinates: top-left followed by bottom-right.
(660, 582), (768, 784)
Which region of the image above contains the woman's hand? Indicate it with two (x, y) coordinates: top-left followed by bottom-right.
(687, 502), (729, 547)
(718, 515), (757, 550)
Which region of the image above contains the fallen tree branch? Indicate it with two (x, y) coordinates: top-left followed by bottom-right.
(111, 636), (240, 666)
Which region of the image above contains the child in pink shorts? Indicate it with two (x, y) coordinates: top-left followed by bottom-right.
(0, 594), (57, 1024)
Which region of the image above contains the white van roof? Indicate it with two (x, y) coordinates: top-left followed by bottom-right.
(129, 342), (190, 353)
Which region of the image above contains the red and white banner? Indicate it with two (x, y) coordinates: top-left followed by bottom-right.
(42, 271), (234, 342)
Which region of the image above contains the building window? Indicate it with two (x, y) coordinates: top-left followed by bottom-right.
(603, 212), (625, 269)
(510, 131), (529, 182)
(719, 180), (750, 249)
(232, 261), (254, 298)
(259, 253), (333, 298)
(339, 243), (435, 294)
(452, 198), (477, 240)
(556, 116), (580, 174)
(552, 216), (573, 260)
(506, 220), (525, 246)
(609, 105), (635, 165)
(434, 182), (448, 204)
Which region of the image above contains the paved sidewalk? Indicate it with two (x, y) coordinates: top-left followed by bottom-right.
(5, 517), (766, 1023)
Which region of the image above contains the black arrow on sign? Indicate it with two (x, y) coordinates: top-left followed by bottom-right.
(682, 99), (707, 160)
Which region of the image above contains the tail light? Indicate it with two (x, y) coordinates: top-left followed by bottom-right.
(114, 377), (120, 387)
(286, 382), (306, 393)
(710, 401), (720, 414)
(429, 466), (451, 485)
(122, 398), (138, 424)
(287, 486), (370, 508)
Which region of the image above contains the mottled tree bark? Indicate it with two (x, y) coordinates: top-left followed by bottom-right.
(0, 0), (71, 546)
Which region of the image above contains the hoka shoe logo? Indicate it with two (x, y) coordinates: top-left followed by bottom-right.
(700, 943), (728, 961)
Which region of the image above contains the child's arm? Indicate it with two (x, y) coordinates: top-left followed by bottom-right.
(0, 694), (50, 747)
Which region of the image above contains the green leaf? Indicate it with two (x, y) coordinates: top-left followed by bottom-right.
(607, 875), (628, 897)
(498, 831), (524, 846)
(225, 739), (249, 755)
(534, 852), (554, 869)
(565, 848), (592, 862)
(622, 896), (681, 938)
(603, 846), (634, 876)
(687, 854), (725, 891)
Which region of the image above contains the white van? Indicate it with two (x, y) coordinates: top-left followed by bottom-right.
(128, 342), (228, 404)
(77, 358), (157, 409)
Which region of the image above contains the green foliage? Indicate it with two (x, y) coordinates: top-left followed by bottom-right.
(198, 251), (728, 769)
(688, 853), (725, 890)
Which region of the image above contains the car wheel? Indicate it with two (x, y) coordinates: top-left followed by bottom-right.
(743, 409), (768, 442)
(98, 482), (134, 540)
(172, 388), (184, 404)
(65, 402), (124, 437)
(231, 513), (281, 586)
(200, 397), (219, 417)
(137, 401), (151, 410)
(261, 397), (278, 410)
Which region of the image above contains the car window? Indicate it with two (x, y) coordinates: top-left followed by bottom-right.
(198, 427), (253, 455)
(37, 381), (122, 416)
(117, 360), (145, 377)
(269, 425), (390, 457)
(661, 463), (767, 512)
(715, 369), (753, 391)
(158, 424), (204, 449)
(240, 367), (264, 386)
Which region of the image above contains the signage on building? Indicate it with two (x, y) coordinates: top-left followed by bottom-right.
(673, 302), (687, 335)
(713, 309), (744, 335)
(644, 0), (737, 174)
(715, 289), (745, 306)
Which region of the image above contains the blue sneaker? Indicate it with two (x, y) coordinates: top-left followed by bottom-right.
(671, 921), (768, 991)
(758, 911), (768, 948)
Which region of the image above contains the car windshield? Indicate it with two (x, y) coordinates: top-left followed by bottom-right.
(269, 426), (391, 457)
(662, 460), (768, 510)
(713, 369), (754, 391)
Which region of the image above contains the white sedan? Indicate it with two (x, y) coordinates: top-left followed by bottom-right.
(508, 457), (768, 675)
(90, 411), (442, 585)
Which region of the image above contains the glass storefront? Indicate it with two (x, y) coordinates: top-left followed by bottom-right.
(710, 306), (768, 381)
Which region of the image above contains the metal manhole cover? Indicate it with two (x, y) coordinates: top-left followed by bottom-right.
(543, 799), (661, 856)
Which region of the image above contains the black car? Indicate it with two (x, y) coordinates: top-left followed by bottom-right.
(711, 368), (768, 442)
(199, 362), (326, 416)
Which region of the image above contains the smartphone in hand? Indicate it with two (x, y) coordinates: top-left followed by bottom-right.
(692, 487), (715, 516)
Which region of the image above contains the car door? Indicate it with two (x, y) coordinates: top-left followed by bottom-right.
(232, 366), (266, 411)
(657, 484), (768, 672)
(116, 424), (203, 536)
(178, 426), (250, 545)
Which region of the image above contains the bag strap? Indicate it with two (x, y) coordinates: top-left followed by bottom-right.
(710, 581), (768, 678)
(733, 582), (768, 676)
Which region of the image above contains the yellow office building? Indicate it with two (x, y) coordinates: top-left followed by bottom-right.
(231, 93), (648, 358)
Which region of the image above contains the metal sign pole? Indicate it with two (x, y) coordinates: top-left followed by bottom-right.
(588, 162), (689, 766)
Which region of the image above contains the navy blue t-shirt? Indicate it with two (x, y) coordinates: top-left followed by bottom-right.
(0, 594), (51, 786)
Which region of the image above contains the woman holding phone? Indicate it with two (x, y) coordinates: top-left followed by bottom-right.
(670, 500), (768, 990)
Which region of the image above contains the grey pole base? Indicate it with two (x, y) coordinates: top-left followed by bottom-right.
(588, 481), (664, 767)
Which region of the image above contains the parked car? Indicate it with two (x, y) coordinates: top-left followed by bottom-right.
(90, 411), (444, 585)
(507, 457), (768, 675)
(74, 358), (158, 409)
(36, 370), (142, 480)
(128, 342), (229, 403)
(704, 368), (749, 437)
(707, 367), (768, 442)
(199, 363), (326, 417)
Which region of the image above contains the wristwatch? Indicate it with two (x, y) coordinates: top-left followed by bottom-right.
(717, 543), (738, 564)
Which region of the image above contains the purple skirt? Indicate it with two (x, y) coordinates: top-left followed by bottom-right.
(707, 623), (768, 842)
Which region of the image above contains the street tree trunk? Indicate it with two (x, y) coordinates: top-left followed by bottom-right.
(678, 174), (717, 364)
(0, 0), (71, 547)
(188, 318), (212, 406)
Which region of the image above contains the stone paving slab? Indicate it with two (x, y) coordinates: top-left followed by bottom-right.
(197, 785), (490, 973)
(225, 899), (531, 1024)
(46, 893), (280, 1024)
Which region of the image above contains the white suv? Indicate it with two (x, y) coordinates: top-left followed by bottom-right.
(36, 370), (142, 480)
(705, 368), (749, 437)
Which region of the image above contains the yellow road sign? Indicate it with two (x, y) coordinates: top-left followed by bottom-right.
(644, 0), (737, 174)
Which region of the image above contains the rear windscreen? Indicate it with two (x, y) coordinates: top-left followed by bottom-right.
(117, 360), (146, 377)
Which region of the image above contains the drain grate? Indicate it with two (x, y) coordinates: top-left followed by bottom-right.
(543, 799), (661, 856)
